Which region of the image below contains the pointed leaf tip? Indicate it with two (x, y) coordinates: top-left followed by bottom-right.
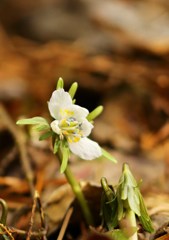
(102, 148), (117, 163)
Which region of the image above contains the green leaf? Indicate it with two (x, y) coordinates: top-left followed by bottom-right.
(137, 190), (154, 233)
(101, 193), (118, 230)
(100, 178), (118, 229)
(117, 192), (124, 221)
(60, 142), (70, 173)
(17, 117), (49, 126)
(123, 163), (137, 187)
(102, 148), (117, 163)
(127, 187), (140, 216)
(39, 131), (53, 141)
(120, 181), (128, 200)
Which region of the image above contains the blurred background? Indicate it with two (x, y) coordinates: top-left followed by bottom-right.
(0, 0), (169, 237)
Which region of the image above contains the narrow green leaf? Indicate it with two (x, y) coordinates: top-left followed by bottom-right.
(39, 131), (53, 141)
(102, 148), (117, 163)
(120, 181), (128, 200)
(137, 190), (154, 233)
(101, 193), (118, 230)
(16, 117), (49, 126)
(127, 187), (140, 216)
(117, 192), (124, 221)
(101, 177), (115, 202)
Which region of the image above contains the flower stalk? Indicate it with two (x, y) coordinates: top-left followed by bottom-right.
(58, 150), (93, 225)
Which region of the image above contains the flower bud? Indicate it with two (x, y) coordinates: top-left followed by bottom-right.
(87, 105), (103, 122)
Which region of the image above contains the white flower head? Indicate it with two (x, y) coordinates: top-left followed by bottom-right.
(48, 89), (102, 160)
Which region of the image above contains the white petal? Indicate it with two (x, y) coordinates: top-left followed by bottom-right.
(69, 137), (102, 160)
(71, 104), (89, 120)
(50, 120), (61, 134)
(48, 89), (72, 119)
(81, 119), (93, 137)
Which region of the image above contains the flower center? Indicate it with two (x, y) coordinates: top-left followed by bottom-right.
(59, 117), (83, 143)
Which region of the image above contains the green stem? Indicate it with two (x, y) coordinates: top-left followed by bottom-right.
(57, 153), (94, 226)
(120, 210), (138, 240)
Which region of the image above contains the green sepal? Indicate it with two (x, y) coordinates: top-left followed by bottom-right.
(56, 77), (64, 89)
(53, 138), (61, 154)
(16, 117), (50, 131)
(87, 105), (103, 122)
(117, 192), (124, 221)
(137, 189), (154, 233)
(39, 131), (53, 141)
(127, 186), (140, 216)
(68, 82), (78, 100)
(101, 178), (118, 230)
(60, 141), (70, 173)
(122, 164), (137, 187)
(101, 193), (118, 230)
(101, 148), (117, 163)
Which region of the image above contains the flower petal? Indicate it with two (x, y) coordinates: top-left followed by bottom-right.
(51, 120), (61, 134)
(81, 119), (93, 137)
(69, 137), (102, 160)
(71, 104), (89, 120)
(48, 89), (72, 119)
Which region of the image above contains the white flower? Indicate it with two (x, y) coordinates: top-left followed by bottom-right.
(48, 89), (102, 160)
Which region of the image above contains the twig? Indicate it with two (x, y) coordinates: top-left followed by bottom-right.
(35, 191), (47, 240)
(0, 103), (34, 197)
(26, 191), (47, 240)
(57, 207), (73, 240)
(0, 223), (14, 240)
(7, 227), (47, 238)
(26, 191), (37, 240)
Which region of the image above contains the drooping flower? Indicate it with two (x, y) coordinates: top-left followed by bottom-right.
(48, 88), (102, 160)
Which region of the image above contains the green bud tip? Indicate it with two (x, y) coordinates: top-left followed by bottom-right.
(56, 77), (64, 89)
(123, 163), (129, 172)
(69, 82), (78, 99)
(101, 177), (108, 190)
(87, 105), (104, 121)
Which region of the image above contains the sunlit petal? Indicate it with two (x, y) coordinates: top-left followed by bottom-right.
(51, 120), (61, 135)
(81, 119), (93, 137)
(71, 105), (89, 120)
(48, 89), (72, 119)
(69, 137), (102, 160)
